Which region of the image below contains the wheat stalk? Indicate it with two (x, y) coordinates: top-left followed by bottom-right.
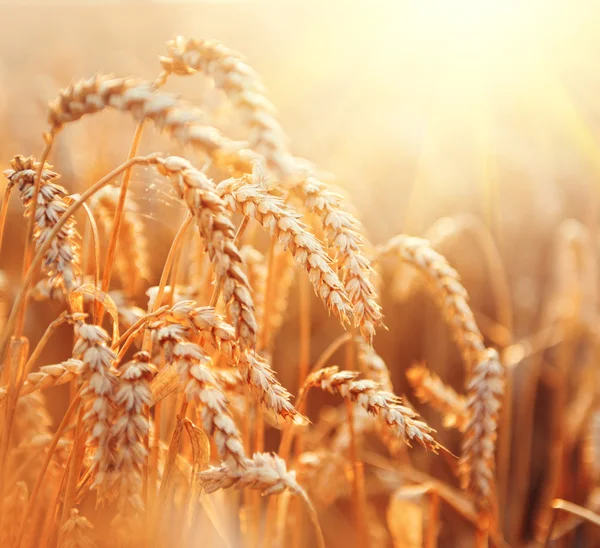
(305, 366), (441, 452)
(4, 155), (81, 293)
(407, 362), (468, 431)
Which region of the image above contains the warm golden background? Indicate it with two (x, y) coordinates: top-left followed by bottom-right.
(2, 1), (600, 546)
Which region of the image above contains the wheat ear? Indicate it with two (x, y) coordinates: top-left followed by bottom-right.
(152, 156), (257, 348)
(72, 323), (119, 487)
(305, 366), (440, 452)
(406, 363), (468, 431)
(215, 175), (352, 327)
(459, 348), (504, 508)
(89, 186), (149, 297)
(59, 508), (95, 548)
(48, 75), (259, 174)
(377, 235), (486, 370)
(4, 155), (81, 293)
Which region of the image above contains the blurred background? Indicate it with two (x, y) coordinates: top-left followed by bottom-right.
(2, 1), (600, 545)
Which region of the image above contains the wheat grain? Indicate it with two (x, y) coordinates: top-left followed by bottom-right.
(305, 366), (440, 452)
(4, 155), (81, 293)
(459, 348), (504, 508)
(407, 363), (468, 431)
(377, 235), (486, 370)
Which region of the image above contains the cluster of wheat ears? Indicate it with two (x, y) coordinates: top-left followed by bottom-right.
(0, 35), (596, 548)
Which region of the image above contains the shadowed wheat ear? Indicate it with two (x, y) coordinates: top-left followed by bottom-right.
(151, 155), (257, 348)
(4, 155), (81, 293)
(377, 235), (486, 371)
(110, 351), (155, 514)
(305, 366), (441, 452)
(407, 362), (468, 431)
(459, 348), (504, 509)
(48, 75), (259, 174)
(72, 322), (119, 488)
(159, 36), (383, 342)
(152, 301), (300, 422)
(89, 186), (149, 297)
(59, 508), (95, 548)
(355, 335), (393, 393)
(215, 174), (352, 327)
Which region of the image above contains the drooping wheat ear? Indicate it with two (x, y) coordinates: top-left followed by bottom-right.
(4, 155), (81, 292)
(59, 508), (95, 548)
(459, 348), (504, 508)
(305, 366), (440, 452)
(110, 351), (155, 514)
(159, 36), (296, 177)
(72, 323), (119, 487)
(199, 452), (304, 496)
(215, 175), (352, 327)
(240, 245), (267, 330)
(354, 335), (393, 393)
(155, 300), (300, 421)
(89, 185), (149, 297)
(406, 362), (468, 431)
(152, 156), (256, 348)
(0, 359), (83, 403)
(169, 340), (246, 468)
(48, 75), (259, 174)
(291, 177), (383, 343)
(377, 235), (485, 370)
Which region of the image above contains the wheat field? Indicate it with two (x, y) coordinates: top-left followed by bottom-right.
(1, 1), (600, 547)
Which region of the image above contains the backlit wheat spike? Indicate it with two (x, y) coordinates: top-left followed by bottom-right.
(407, 362), (468, 431)
(459, 348), (504, 508)
(72, 322), (119, 487)
(305, 366), (440, 452)
(215, 175), (352, 327)
(377, 235), (486, 370)
(48, 75), (259, 174)
(159, 36), (295, 176)
(159, 37), (382, 342)
(0, 359), (83, 403)
(154, 300), (300, 421)
(89, 185), (149, 297)
(152, 156), (257, 348)
(171, 341), (247, 468)
(199, 452), (305, 497)
(59, 508), (96, 548)
(4, 155), (81, 293)
(110, 351), (155, 514)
